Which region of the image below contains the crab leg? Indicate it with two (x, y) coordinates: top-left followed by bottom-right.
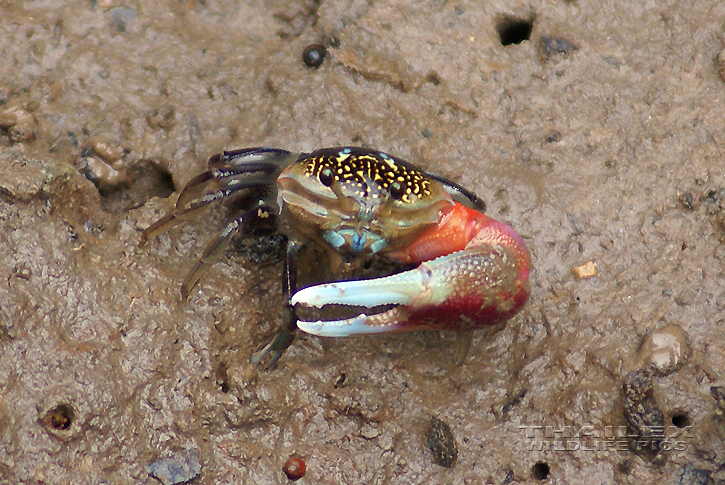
(180, 201), (276, 300)
(292, 203), (531, 337)
(250, 239), (303, 368)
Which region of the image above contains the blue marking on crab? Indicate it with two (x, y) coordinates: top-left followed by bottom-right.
(323, 229), (388, 254)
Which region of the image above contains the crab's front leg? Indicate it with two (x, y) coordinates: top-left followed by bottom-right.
(290, 203), (531, 350)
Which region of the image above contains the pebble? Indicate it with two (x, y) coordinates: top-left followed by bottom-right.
(635, 324), (689, 377)
(145, 450), (201, 485)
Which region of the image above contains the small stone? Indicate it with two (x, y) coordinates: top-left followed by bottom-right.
(146, 450), (201, 485)
(0, 101), (36, 142)
(571, 261), (597, 279)
(86, 137), (125, 165)
(635, 324), (689, 377)
(360, 423), (380, 439)
(79, 155), (128, 191)
(302, 44), (326, 68)
(711, 386), (725, 415)
(540, 35), (578, 60)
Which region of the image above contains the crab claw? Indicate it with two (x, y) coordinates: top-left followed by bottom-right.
(291, 204), (530, 337)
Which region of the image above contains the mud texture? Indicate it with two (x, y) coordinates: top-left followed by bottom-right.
(2, 0), (725, 484)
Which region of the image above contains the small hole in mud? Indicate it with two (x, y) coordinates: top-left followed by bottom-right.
(671, 412), (690, 428)
(531, 461), (550, 480)
(43, 403), (75, 430)
(497, 16), (534, 46)
(82, 158), (175, 214)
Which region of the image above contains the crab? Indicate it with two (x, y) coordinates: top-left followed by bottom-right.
(142, 147), (531, 367)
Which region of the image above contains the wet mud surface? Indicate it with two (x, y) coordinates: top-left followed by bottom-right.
(2, 0), (725, 483)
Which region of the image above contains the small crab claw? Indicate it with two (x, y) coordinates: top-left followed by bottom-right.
(291, 203), (531, 337)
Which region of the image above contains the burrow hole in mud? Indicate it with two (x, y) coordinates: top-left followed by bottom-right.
(78, 150), (175, 214)
(671, 411), (690, 428)
(497, 15), (534, 45)
(101, 161), (175, 214)
(43, 403), (76, 430)
(532, 461), (550, 480)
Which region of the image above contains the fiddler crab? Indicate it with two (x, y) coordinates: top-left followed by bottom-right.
(142, 147), (531, 367)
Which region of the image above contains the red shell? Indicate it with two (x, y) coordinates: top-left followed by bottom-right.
(283, 456), (306, 481)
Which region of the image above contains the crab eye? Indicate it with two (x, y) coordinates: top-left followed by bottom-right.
(389, 181), (405, 200)
(319, 167), (335, 187)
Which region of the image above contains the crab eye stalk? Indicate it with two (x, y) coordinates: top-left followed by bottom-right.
(388, 181), (405, 200)
(319, 167), (335, 187)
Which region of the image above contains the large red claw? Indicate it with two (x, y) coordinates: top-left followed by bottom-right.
(292, 203), (531, 337)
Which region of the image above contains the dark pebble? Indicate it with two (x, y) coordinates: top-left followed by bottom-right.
(540, 35), (578, 60)
(302, 44), (326, 68)
(427, 416), (458, 468)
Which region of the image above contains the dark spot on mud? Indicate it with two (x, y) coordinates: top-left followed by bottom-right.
(216, 362), (230, 393)
(427, 416), (458, 468)
(334, 372), (347, 389)
(10, 263), (31, 281)
(678, 192), (694, 210)
(617, 459), (632, 475)
(502, 388), (528, 414)
(502, 469), (515, 485)
(540, 35), (578, 60)
(234, 234), (287, 266)
(425, 71), (441, 85)
(544, 131), (561, 143)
